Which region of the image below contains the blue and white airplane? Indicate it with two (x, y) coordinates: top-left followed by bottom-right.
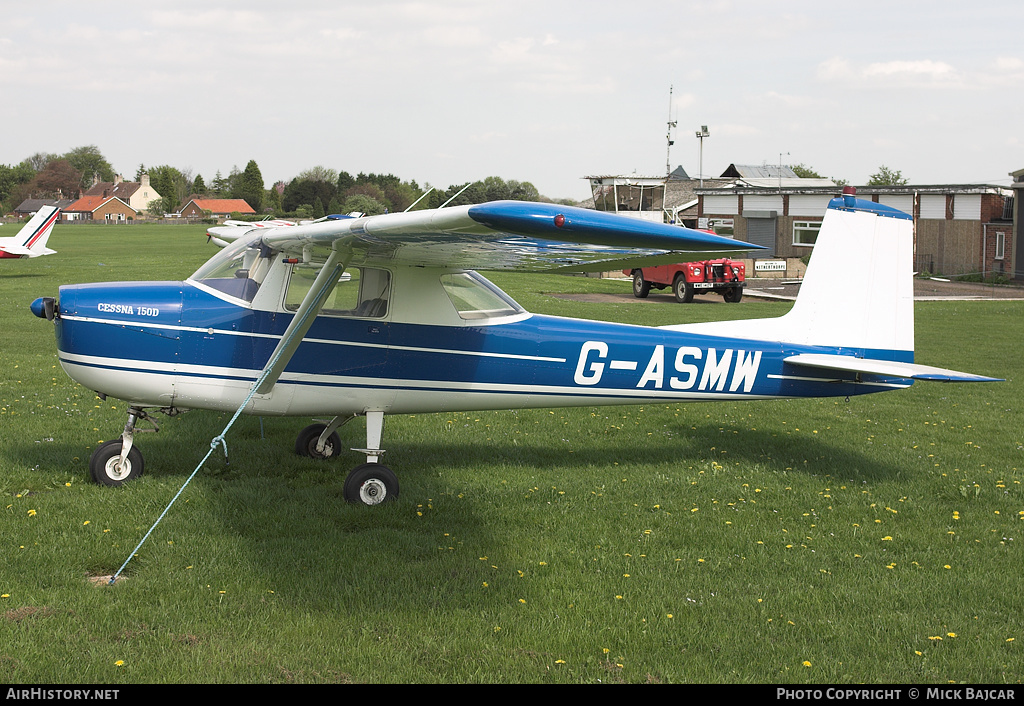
(1, 205), (60, 259)
(31, 188), (998, 504)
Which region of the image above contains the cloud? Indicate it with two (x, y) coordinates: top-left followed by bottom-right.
(816, 57), (965, 88)
(863, 60), (956, 80)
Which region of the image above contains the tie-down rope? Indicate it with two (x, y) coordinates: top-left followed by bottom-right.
(109, 254), (345, 585)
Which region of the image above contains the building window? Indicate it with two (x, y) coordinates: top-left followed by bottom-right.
(995, 232), (1005, 260)
(699, 217), (734, 237)
(792, 220), (821, 246)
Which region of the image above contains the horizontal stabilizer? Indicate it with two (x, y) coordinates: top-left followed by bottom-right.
(785, 354), (1003, 383)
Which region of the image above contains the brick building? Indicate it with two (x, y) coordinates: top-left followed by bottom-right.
(696, 183), (1013, 279)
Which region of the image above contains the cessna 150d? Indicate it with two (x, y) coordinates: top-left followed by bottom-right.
(1, 205), (60, 259)
(31, 189), (998, 504)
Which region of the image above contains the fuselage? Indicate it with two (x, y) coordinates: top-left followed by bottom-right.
(50, 259), (911, 418)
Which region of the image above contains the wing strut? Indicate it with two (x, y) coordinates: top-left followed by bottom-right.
(254, 246), (350, 395)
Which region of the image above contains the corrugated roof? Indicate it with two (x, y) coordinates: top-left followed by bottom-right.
(720, 164), (799, 179)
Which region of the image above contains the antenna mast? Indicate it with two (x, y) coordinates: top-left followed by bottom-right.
(666, 85), (677, 176)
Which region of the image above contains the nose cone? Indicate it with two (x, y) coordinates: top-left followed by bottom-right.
(30, 296), (56, 320)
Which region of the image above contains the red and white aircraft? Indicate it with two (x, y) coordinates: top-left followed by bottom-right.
(0, 205), (61, 259)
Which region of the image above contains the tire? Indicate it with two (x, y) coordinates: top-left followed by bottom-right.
(295, 423), (342, 459)
(632, 271), (651, 299)
(673, 275), (694, 303)
(89, 440), (144, 486)
(723, 286), (743, 303)
(343, 463), (399, 505)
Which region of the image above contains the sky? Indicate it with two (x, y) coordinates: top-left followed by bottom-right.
(2, 1), (1023, 202)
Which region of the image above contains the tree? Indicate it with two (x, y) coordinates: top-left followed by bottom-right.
(0, 161), (36, 209)
(296, 165), (338, 185)
(342, 193), (386, 216)
(790, 163), (824, 179)
(210, 170), (230, 196)
(192, 174), (206, 196)
(29, 159), (82, 199)
(235, 160), (265, 212)
(336, 170), (355, 194)
(26, 152), (59, 172)
(282, 179), (336, 213)
(867, 165), (908, 186)
(148, 165), (193, 213)
(64, 145), (115, 190)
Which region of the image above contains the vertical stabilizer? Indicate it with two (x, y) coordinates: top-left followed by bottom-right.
(664, 188), (916, 359)
(0, 205), (61, 257)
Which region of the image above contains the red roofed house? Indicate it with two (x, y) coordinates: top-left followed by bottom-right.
(63, 195), (137, 222)
(85, 174), (162, 214)
(179, 199), (257, 219)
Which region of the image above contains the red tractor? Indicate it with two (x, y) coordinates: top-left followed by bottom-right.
(625, 258), (746, 303)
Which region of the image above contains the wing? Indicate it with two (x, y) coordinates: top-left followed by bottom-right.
(208, 201), (760, 271)
(214, 201), (762, 395)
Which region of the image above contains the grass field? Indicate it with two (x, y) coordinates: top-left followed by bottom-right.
(1, 223), (1021, 684)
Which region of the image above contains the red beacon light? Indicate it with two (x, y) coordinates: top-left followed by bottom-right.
(842, 185), (857, 208)
(554, 214), (566, 228)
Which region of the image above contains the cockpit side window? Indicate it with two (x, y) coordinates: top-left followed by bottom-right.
(285, 265), (391, 318)
(441, 272), (523, 320)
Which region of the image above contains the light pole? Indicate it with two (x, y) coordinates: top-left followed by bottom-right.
(695, 125), (709, 187)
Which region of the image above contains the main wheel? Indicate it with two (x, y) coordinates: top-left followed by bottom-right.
(343, 463), (399, 505)
(632, 271), (651, 298)
(723, 286), (743, 303)
(295, 424), (342, 459)
(673, 275), (695, 303)
(89, 440), (144, 486)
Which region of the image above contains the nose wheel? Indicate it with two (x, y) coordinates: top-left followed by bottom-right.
(90, 439), (144, 486)
(88, 406), (159, 486)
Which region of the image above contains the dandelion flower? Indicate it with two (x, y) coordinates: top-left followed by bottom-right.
(803, 661), (812, 667)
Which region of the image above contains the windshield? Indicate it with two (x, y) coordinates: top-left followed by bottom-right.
(190, 235), (265, 302)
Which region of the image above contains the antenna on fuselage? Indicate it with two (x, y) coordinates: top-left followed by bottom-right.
(439, 182), (473, 209)
(404, 187), (435, 212)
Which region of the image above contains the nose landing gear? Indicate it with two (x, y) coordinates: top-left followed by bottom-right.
(89, 406), (160, 486)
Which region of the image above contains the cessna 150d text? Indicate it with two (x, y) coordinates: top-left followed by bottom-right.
(31, 189), (999, 504)
(1, 205), (60, 259)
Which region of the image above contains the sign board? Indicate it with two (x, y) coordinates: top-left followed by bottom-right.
(754, 260), (787, 272)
